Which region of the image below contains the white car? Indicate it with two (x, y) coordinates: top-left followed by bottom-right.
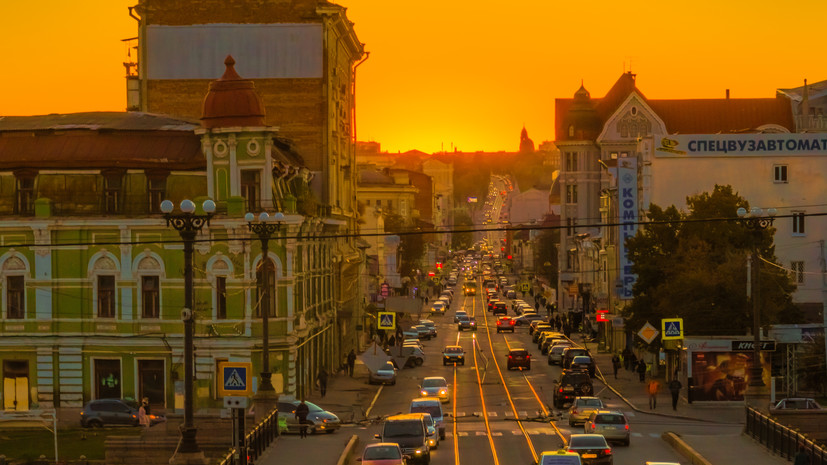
(430, 302), (446, 315)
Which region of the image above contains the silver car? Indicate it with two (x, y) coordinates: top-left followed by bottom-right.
(584, 410), (630, 446)
(277, 398), (341, 434)
(369, 360), (397, 385)
(419, 319), (437, 338)
(568, 396), (604, 426)
(547, 343), (573, 365)
(419, 376), (450, 403)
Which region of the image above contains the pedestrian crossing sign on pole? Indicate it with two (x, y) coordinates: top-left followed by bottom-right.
(377, 311), (396, 331)
(661, 318), (684, 340)
(218, 362), (252, 397)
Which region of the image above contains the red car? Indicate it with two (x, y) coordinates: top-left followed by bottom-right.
(496, 316), (515, 333)
(358, 443), (408, 465)
(507, 348), (531, 370)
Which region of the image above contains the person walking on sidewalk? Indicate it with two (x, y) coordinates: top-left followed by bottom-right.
(316, 368), (328, 397)
(636, 359), (647, 382)
(295, 399), (310, 438)
(622, 347), (633, 370)
(138, 397), (150, 429)
(347, 349), (357, 377)
(611, 354), (621, 379)
(668, 377), (682, 411)
(647, 377), (661, 409)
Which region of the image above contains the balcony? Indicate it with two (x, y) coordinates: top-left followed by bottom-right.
(795, 115), (827, 132)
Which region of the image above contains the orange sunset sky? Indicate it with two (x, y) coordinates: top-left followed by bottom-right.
(2, 0), (826, 153)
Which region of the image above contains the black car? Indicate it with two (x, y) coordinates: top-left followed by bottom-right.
(443, 345), (466, 365)
(561, 347), (591, 370)
(567, 434), (613, 465)
(553, 370), (593, 408)
(492, 302), (507, 316)
(506, 348), (531, 370)
(80, 399), (165, 428)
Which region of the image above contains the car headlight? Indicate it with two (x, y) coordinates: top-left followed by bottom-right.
(439, 390), (447, 395)
(429, 439), (436, 446)
(421, 390), (428, 396)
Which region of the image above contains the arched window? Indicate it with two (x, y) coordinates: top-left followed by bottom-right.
(136, 256), (162, 319)
(90, 254), (119, 319)
(2, 255), (28, 319)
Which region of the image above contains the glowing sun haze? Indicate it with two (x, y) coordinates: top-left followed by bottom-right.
(2, 0), (825, 153)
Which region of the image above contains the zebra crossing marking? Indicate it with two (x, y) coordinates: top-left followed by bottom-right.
(488, 411), (498, 417)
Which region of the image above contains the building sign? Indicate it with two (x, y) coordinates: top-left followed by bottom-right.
(617, 157), (638, 299)
(595, 309), (609, 323)
(380, 282), (390, 297)
(467, 196), (478, 203)
(731, 340), (776, 352)
(655, 133), (827, 158)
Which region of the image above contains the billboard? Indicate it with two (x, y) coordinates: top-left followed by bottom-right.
(617, 157), (638, 299)
(689, 351), (770, 401)
(654, 133), (827, 158)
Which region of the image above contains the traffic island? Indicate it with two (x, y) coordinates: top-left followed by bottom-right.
(661, 431), (713, 465)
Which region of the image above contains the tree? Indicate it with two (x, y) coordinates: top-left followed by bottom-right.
(535, 229), (559, 286)
(623, 185), (800, 350)
(383, 213), (424, 278)
(451, 209), (474, 250)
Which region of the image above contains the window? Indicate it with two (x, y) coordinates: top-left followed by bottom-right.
(566, 217), (576, 236)
(147, 177), (166, 213)
(565, 152), (578, 171)
(97, 275), (116, 318)
(620, 152), (629, 158)
(792, 211), (805, 235)
(791, 261), (804, 284)
(566, 185), (578, 204)
(141, 276), (160, 318)
(241, 170), (261, 212)
(6, 276), (24, 319)
(103, 172), (123, 214)
(216, 276), (227, 319)
(773, 165), (788, 183)
(610, 152), (618, 160)
(15, 175), (35, 215)
(568, 125), (574, 138)
(255, 259), (276, 318)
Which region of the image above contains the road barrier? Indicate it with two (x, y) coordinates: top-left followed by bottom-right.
(745, 405), (827, 465)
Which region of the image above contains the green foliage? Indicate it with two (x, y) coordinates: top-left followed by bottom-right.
(451, 209), (474, 250)
(536, 229), (560, 284)
(623, 185), (800, 350)
(384, 212), (424, 277)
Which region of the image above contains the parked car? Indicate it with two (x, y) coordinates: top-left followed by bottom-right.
(773, 398), (823, 410)
(496, 316), (516, 333)
(513, 314), (544, 326)
(410, 397), (446, 439)
(375, 414), (430, 464)
(568, 397), (605, 426)
(357, 443), (408, 465)
(419, 376), (450, 403)
(80, 399), (166, 428)
(443, 345), (465, 365)
(415, 325), (432, 340)
(506, 289), (517, 299)
(541, 336), (569, 355)
(277, 398), (341, 434)
(457, 315), (477, 331)
(553, 370), (593, 408)
(539, 450), (582, 465)
(419, 319), (437, 338)
(402, 326), (419, 340)
(369, 360), (398, 385)
(507, 348), (531, 370)
(531, 323), (553, 339)
(570, 355), (597, 378)
(430, 301), (446, 315)
(548, 343), (573, 365)
(584, 410), (630, 446)
(566, 434), (613, 465)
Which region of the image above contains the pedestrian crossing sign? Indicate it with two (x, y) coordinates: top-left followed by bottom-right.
(218, 362), (252, 397)
(377, 311), (396, 331)
(520, 283), (530, 292)
(661, 318), (684, 340)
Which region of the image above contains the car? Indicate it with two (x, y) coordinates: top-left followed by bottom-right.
(419, 319), (437, 338)
(531, 323), (553, 338)
(539, 449), (582, 465)
(443, 345), (465, 365)
(422, 413), (439, 449)
(513, 314), (544, 326)
(454, 310), (468, 323)
(570, 355), (597, 378)
(496, 316), (515, 333)
(568, 397), (605, 426)
(553, 370), (594, 408)
(562, 347), (592, 370)
(492, 302), (508, 316)
(403, 338), (424, 350)
(369, 360), (398, 385)
(410, 397), (446, 439)
(463, 282), (478, 296)
(357, 443), (408, 465)
(507, 348), (531, 370)
(419, 377), (450, 403)
(80, 398), (166, 428)
(566, 434), (613, 465)
(403, 326), (420, 340)
(773, 398), (823, 410)
(457, 315), (477, 331)
(375, 414), (430, 464)
(430, 302), (446, 315)
(541, 336), (569, 355)
(506, 289), (517, 299)
(277, 398), (341, 434)
(548, 343), (573, 365)
(414, 325), (432, 340)
(584, 410), (630, 446)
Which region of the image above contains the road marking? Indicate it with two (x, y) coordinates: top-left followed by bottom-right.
(476, 431), (487, 436)
(504, 412), (514, 417)
(364, 385), (383, 418)
(458, 432), (469, 437)
(488, 411), (498, 417)
(649, 433), (661, 438)
(632, 433), (643, 437)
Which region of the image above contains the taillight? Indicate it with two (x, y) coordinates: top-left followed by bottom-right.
(604, 448), (612, 455)
(559, 388), (563, 393)
(571, 409), (577, 414)
(567, 450), (575, 454)
(508, 355), (513, 359)
(590, 422), (595, 428)
(624, 424), (629, 430)
(526, 355), (530, 359)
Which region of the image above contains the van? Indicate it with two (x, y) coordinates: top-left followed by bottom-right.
(375, 413), (431, 464)
(538, 449), (582, 465)
(409, 397), (446, 439)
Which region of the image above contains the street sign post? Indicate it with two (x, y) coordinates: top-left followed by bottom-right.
(217, 362), (252, 465)
(377, 311), (396, 331)
(661, 318), (684, 340)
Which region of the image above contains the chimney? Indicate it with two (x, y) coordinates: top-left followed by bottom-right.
(726, 89), (730, 99)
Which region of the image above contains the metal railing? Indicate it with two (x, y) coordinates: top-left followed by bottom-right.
(218, 407), (280, 465)
(745, 405), (827, 464)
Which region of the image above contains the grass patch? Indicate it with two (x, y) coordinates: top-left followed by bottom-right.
(0, 427), (142, 461)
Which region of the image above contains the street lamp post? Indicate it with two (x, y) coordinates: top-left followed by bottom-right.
(737, 206), (776, 388)
(244, 211), (286, 393)
(160, 199), (216, 456)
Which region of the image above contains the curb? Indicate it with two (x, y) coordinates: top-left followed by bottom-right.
(661, 431), (713, 465)
(336, 434), (360, 465)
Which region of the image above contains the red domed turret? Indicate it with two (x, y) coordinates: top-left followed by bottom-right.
(201, 56), (266, 129)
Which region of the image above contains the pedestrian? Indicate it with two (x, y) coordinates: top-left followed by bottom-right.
(535, 301), (540, 311)
(646, 377), (661, 409)
(622, 347), (633, 371)
(668, 377), (682, 411)
(138, 397), (150, 429)
(794, 445), (810, 465)
(316, 368), (328, 397)
(347, 349), (357, 377)
(636, 359), (647, 382)
(388, 335), (396, 347)
(295, 399), (310, 438)
(611, 354), (621, 379)
(424, 296), (429, 305)
(628, 351), (638, 373)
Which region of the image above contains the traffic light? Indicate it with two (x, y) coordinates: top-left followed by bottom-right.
(436, 262), (443, 270)
(506, 255), (512, 260)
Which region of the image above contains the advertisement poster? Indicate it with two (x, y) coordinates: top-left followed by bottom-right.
(689, 351), (770, 401)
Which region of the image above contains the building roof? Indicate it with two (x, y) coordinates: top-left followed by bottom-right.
(0, 112), (203, 170)
(358, 169), (395, 185)
(201, 55), (266, 129)
(555, 73), (795, 139)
